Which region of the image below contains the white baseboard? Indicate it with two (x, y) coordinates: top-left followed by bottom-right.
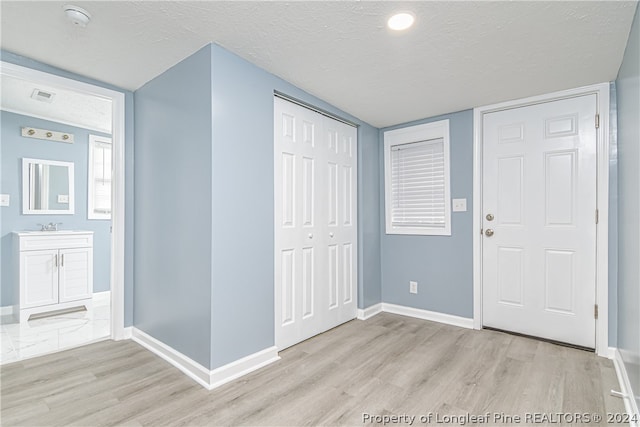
(611, 347), (640, 425)
(132, 328), (211, 388)
(356, 302), (474, 330)
(131, 328), (280, 390)
(357, 303), (383, 320)
(209, 346), (280, 389)
(381, 303), (475, 329)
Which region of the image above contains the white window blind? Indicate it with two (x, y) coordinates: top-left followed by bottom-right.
(390, 138), (446, 228)
(88, 135), (112, 220)
(384, 119), (451, 236)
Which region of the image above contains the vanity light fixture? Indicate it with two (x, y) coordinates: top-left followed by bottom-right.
(63, 4), (91, 27)
(387, 12), (415, 31)
(21, 127), (74, 144)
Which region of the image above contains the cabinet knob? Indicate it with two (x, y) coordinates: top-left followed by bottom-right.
(329, 232), (334, 238)
(308, 233), (313, 239)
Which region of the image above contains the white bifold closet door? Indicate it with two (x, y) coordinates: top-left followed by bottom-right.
(274, 97), (357, 350)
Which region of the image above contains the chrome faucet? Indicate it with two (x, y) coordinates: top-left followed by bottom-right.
(39, 222), (62, 231)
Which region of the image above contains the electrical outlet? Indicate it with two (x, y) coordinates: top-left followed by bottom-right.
(409, 281), (418, 294)
(58, 194), (69, 204)
(0, 194), (9, 207)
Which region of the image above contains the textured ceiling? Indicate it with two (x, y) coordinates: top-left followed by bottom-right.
(1, 74), (112, 133)
(1, 1), (637, 128)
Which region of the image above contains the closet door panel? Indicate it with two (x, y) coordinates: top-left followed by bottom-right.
(275, 98), (357, 350)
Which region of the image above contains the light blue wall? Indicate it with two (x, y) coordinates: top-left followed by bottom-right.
(379, 96), (621, 341)
(0, 112), (112, 305)
(615, 2), (640, 409)
(0, 50), (135, 326)
(134, 46), (213, 368)
(131, 44), (381, 369)
(359, 124), (383, 308)
(379, 110), (474, 318)
(208, 44), (381, 368)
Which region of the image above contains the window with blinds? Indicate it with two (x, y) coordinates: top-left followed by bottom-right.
(384, 120), (451, 235)
(88, 135), (112, 220)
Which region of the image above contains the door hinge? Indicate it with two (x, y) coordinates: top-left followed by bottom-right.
(594, 304), (599, 320)
(595, 114), (600, 129)
(595, 209), (599, 224)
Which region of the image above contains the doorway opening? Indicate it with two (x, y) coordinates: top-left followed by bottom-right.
(0, 61), (126, 363)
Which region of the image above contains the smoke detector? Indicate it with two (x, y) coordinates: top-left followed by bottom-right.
(31, 89), (56, 103)
(63, 5), (91, 27)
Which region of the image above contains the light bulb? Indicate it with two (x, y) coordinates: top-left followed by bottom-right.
(388, 13), (415, 31)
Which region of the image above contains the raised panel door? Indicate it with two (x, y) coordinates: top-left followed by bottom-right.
(482, 95), (597, 348)
(275, 98), (357, 350)
(275, 98), (324, 349)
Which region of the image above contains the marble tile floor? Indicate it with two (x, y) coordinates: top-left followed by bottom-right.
(0, 294), (110, 365)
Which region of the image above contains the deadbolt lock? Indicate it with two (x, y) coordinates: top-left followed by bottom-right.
(486, 213), (494, 221)
(485, 229), (494, 237)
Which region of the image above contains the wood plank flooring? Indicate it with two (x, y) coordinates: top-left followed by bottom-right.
(0, 313), (626, 426)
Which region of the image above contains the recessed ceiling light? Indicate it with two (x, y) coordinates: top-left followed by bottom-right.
(63, 4), (91, 27)
(387, 12), (415, 31)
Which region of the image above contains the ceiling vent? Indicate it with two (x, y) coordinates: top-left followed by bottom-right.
(31, 89), (56, 103)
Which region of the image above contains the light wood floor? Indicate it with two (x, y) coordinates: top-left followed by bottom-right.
(1, 313), (625, 426)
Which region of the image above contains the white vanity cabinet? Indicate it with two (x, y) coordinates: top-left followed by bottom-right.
(14, 231), (93, 322)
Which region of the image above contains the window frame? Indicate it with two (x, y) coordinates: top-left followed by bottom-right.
(87, 134), (112, 220)
(384, 119), (451, 236)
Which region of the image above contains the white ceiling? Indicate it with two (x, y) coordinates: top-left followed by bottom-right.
(0, 74), (112, 133)
(1, 1), (637, 128)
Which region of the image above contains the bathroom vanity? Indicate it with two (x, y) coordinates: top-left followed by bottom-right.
(13, 230), (93, 322)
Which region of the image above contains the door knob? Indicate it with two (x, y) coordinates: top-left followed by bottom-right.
(486, 213), (494, 221)
(329, 232), (334, 238)
(308, 233), (313, 239)
(485, 229), (494, 237)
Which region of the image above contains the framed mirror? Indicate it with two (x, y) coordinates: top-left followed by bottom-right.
(22, 158), (75, 215)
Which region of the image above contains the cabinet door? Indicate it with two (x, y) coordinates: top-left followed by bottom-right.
(21, 250), (59, 308)
(58, 248), (93, 303)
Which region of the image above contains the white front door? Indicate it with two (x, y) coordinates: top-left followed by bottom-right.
(482, 94), (597, 348)
(274, 97), (357, 350)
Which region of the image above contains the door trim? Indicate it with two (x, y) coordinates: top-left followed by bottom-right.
(472, 82), (610, 356)
(1, 61), (127, 341)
